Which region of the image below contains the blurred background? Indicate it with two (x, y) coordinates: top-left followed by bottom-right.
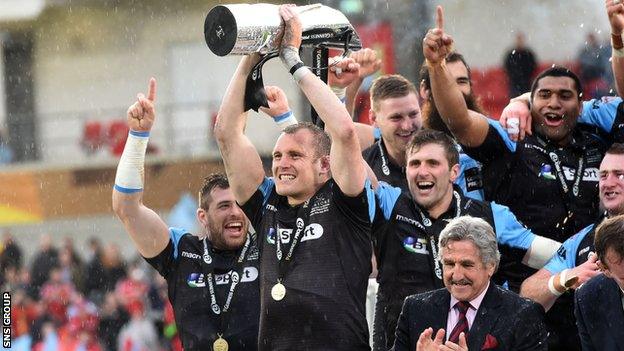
(0, 0), (615, 349)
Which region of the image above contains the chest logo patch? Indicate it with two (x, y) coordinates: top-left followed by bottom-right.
(539, 164), (556, 180)
(402, 236), (429, 255)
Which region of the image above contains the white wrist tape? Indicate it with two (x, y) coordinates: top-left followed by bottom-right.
(292, 65), (312, 83)
(548, 275), (563, 297)
(331, 85), (347, 102)
(114, 130), (149, 193)
(613, 47), (624, 58)
(280, 45), (302, 71)
(559, 269), (569, 289)
(273, 110), (298, 130)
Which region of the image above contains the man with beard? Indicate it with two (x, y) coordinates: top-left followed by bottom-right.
(373, 129), (560, 350)
(419, 52), (485, 201)
(112, 79), (259, 350)
(214, 5), (374, 350)
(520, 143), (624, 349)
(424, 6), (623, 349)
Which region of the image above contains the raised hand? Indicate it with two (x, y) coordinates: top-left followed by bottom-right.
(278, 5), (302, 50)
(126, 78), (156, 132)
(328, 57), (361, 89)
(423, 6), (454, 65)
(607, 0), (624, 35)
(260, 85), (291, 118)
(350, 48), (382, 79)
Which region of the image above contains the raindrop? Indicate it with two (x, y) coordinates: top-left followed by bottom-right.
(580, 23), (584, 28)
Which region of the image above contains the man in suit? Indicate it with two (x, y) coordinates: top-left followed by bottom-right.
(392, 216), (548, 351)
(574, 215), (624, 350)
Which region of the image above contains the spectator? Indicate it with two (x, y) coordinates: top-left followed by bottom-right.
(117, 301), (159, 351)
(503, 32), (537, 98)
(578, 32), (610, 98)
(84, 237), (105, 302)
(99, 292), (130, 351)
(30, 234), (59, 298)
(0, 230), (22, 271)
(59, 246), (86, 294)
(101, 243), (126, 293)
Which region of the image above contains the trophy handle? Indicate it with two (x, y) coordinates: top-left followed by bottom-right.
(244, 52), (279, 112)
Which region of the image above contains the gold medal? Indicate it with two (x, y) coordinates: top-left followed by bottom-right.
(271, 282), (286, 301)
(213, 336), (229, 351)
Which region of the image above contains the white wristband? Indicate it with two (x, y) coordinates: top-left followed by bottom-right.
(548, 275), (563, 297)
(331, 85), (347, 102)
(292, 66), (312, 83)
(559, 269), (569, 289)
(114, 130), (149, 193)
(273, 111), (298, 130)
(613, 47), (624, 58)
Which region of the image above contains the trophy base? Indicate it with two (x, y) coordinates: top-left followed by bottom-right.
(204, 6), (237, 57)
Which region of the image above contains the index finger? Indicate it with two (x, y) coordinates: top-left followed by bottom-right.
(436, 6), (444, 30)
(147, 77), (157, 102)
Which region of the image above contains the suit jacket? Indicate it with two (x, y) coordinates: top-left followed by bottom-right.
(391, 283), (548, 351)
(574, 274), (624, 351)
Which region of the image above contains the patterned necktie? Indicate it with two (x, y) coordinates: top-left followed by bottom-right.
(449, 301), (471, 343)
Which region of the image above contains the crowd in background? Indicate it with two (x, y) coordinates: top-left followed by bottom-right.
(0, 232), (181, 351)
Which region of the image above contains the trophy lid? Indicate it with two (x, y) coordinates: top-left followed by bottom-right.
(204, 5), (238, 57)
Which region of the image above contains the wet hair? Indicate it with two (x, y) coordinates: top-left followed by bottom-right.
(606, 143), (624, 155)
(530, 66), (583, 101)
(370, 74), (418, 112)
(198, 173), (230, 210)
(594, 214), (624, 269)
(419, 52), (472, 91)
(405, 129), (459, 168)
(439, 215), (501, 269)
(282, 122), (331, 158)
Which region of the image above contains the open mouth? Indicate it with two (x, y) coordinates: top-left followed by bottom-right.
(543, 113), (565, 127)
(224, 221), (244, 235)
(278, 174), (296, 181)
(603, 191), (620, 200)
(416, 181), (435, 190)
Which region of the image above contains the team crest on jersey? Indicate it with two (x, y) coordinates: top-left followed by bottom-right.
(402, 236), (429, 255)
(187, 273), (206, 288)
(539, 164), (556, 180)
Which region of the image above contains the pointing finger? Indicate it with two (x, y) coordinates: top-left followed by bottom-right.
(436, 6), (444, 31)
(147, 77), (157, 102)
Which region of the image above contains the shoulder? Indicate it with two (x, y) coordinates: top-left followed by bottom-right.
(405, 288), (448, 307)
(577, 273), (610, 297)
(495, 285), (544, 316)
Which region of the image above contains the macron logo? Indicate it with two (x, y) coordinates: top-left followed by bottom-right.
(181, 251), (201, 260)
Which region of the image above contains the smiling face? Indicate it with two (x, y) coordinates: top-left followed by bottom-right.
(406, 143), (459, 217)
(372, 92), (422, 164)
(197, 186), (249, 250)
(272, 129), (330, 205)
(599, 153), (624, 216)
(531, 76), (581, 145)
(441, 240), (495, 302)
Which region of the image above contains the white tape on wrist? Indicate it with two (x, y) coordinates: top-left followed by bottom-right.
(273, 110), (298, 130)
(548, 275), (563, 297)
(559, 269), (569, 289)
(114, 130), (149, 193)
(331, 85), (347, 102)
(613, 47), (624, 58)
(292, 66), (312, 83)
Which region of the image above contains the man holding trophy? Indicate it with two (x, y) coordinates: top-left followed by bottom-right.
(214, 4), (374, 351)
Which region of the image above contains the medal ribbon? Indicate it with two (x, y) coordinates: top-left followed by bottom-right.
(202, 233), (252, 338)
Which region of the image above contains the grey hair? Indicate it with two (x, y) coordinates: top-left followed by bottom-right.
(438, 215), (501, 269)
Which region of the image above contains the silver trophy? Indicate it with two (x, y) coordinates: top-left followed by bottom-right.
(204, 3), (361, 56)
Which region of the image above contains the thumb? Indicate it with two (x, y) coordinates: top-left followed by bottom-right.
(458, 332), (468, 349)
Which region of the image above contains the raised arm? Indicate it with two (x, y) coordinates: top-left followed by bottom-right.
(423, 6), (490, 147)
(608, 0), (624, 97)
(279, 5), (367, 196)
(112, 78), (169, 258)
(214, 55), (266, 205)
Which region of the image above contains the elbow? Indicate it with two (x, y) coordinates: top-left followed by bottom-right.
(112, 193), (136, 222)
(333, 121), (358, 143)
